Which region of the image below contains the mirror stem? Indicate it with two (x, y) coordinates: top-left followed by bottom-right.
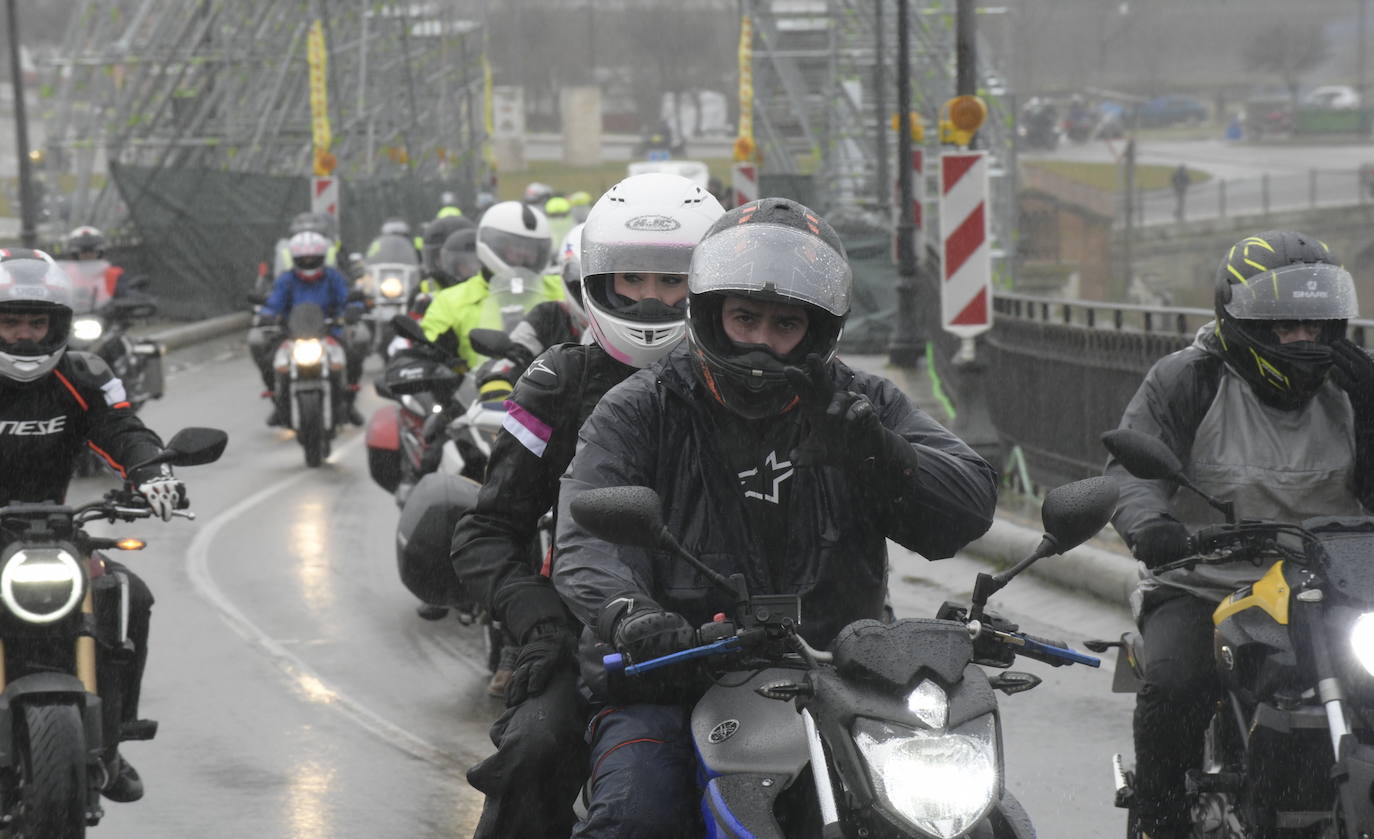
(658, 527), (741, 600)
(1176, 475), (1236, 524)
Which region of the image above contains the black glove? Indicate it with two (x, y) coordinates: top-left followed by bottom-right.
(1131, 519), (1192, 569)
(1331, 338), (1374, 418)
(783, 354), (886, 468)
(605, 601), (694, 667)
(343, 306), (364, 325)
(505, 621), (576, 707)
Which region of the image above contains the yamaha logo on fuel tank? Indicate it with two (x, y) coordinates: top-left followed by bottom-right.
(708, 719), (739, 744)
(624, 215), (681, 232)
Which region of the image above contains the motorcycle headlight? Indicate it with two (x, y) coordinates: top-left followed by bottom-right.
(0, 548), (85, 624)
(852, 713), (1000, 839)
(292, 338), (324, 366)
(1350, 612), (1374, 676)
(379, 274), (405, 299)
(72, 317), (104, 342)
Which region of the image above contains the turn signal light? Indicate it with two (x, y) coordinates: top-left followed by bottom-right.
(115, 539), (146, 551)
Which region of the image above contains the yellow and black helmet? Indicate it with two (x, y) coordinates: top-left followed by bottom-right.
(1213, 230), (1358, 409)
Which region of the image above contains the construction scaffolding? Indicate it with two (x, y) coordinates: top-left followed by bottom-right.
(37, 0), (487, 316)
(748, 0), (1016, 279)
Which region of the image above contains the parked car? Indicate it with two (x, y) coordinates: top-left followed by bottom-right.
(1304, 84), (1361, 110)
(1135, 94), (1209, 128)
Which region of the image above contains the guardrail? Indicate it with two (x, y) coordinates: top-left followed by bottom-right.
(928, 284), (1374, 490)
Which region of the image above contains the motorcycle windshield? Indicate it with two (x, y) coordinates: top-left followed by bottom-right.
(366, 263), (419, 302)
(1310, 519), (1374, 604)
(287, 302), (327, 339)
(366, 234), (419, 266)
(55, 259), (113, 314)
(481, 268), (553, 333)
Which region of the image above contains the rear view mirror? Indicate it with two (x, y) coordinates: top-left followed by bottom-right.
(1101, 428), (1183, 481)
(469, 328), (514, 359)
(1040, 477), (1118, 555)
(569, 486), (666, 550)
(162, 427), (228, 467)
(390, 314), (429, 346)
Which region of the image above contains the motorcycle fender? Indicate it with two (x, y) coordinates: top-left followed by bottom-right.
(692, 668), (810, 782)
(986, 788), (1036, 839)
(0, 675), (102, 770)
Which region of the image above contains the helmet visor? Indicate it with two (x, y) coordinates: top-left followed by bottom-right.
(480, 228), (549, 272)
(1225, 263), (1359, 321)
(581, 239), (695, 279)
(689, 223), (851, 317)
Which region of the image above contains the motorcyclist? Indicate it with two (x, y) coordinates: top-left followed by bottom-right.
(551, 198), (999, 838)
(419, 200), (563, 373)
(255, 231), (367, 427)
(567, 189), (593, 223)
(437, 191), (464, 219)
(65, 225), (135, 301)
(543, 195), (575, 264)
(1105, 230), (1374, 839)
(276, 211), (359, 279)
(0, 249), (188, 804)
(415, 214), (476, 302)
(522, 182), (554, 208)
(451, 173), (725, 839)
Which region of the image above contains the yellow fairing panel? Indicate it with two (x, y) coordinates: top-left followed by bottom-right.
(1213, 561), (1290, 627)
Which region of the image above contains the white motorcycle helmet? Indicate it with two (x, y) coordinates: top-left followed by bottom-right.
(0, 249), (75, 383)
(558, 222), (588, 324)
(476, 201), (551, 276)
(579, 173), (725, 368)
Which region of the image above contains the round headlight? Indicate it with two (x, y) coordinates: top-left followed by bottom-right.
(1, 548), (85, 624)
(1350, 612), (1374, 676)
(72, 318), (104, 342)
(292, 338), (324, 366)
(853, 714), (1000, 838)
(379, 275), (405, 299)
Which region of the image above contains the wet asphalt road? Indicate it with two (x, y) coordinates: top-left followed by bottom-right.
(68, 335), (1137, 838)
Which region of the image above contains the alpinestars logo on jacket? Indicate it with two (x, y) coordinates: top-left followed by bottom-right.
(737, 450), (794, 504)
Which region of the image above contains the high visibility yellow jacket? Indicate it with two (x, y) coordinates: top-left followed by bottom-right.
(420, 273), (564, 371)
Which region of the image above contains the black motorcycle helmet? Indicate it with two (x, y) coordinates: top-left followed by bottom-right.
(421, 215), (475, 287)
(436, 229), (481, 288)
(1213, 230), (1358, 410)
(686, 198), (851, 419)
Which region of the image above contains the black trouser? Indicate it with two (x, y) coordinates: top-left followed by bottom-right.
(1134, 587), (1222, 832)
(95, 560), (154, 750)
(466, 667), (589, 839)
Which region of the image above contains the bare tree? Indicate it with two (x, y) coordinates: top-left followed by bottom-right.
(1240, 21), (1332, 106)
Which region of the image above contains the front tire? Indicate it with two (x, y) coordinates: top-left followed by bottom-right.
(13, 703), (87, 838)
(297, 391), (326, 468)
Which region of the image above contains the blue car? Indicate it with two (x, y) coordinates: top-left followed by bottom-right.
(1136, 95), (1209, 128)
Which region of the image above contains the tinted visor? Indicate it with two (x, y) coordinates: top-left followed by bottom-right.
(689, 223), (851, 317)
(1224, 263), (1359, 321)
(480, 228), (549, 272)
(294, 256), (326, 271)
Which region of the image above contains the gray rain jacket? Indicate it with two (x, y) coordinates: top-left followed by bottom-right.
(552, 345), (998, 678)
(1107, 324), (1374, 602)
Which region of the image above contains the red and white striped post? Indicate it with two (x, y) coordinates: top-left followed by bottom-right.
(731, 162), (758, 208)
(938, 150), (991, 339)
(312, 176), (339, 219)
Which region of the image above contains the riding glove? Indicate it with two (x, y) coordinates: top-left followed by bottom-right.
(138, 476), (185, 522)
(1332, 338), (1374, 419)
(783, 353), (887, 467)
(600, 595), (695, 666)
(505, 621), (576, 707)
(1131, 519), (1191, 569)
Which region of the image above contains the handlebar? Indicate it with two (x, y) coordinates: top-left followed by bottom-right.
(969, 622), (1101, 668)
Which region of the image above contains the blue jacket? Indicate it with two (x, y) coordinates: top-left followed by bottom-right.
(260, 267), (359, 328)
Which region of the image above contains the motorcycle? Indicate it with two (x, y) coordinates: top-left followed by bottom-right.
(568, 477), (1118, 838)
(1019, 99), (1060, 151)
(68, 296), (165, 414)
(357, 234), (422, 360)
(1094, 427), (1374, 838)
(0, 426), (226, 837)
(268, 303), (352, 468)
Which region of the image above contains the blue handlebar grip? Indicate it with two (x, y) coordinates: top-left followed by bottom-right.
(603, 652), (626, 674)
(1019, 637), (1101, 667)
(604, 637), (743, 677)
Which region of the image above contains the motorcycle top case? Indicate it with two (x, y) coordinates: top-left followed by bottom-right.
(394, 471), (480, 606)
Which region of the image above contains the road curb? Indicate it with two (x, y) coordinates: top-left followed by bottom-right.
(148, 312), (251, 350)
(961, 516), (1138, 609)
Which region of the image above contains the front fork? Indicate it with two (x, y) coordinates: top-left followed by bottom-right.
(1294, 589), (1374, 833)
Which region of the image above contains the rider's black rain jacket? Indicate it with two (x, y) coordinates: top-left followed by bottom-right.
(553, 345), (999, 658)
(0, 351), (163, 504)
(451, 341), (633, 644)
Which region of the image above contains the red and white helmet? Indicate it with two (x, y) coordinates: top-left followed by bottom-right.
(288, 231), (330, 281)
(579, 173), (724, 368)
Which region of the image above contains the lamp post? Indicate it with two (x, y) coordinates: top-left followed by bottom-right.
(886, 0), (924, 367)
(6, 0), (36, 247)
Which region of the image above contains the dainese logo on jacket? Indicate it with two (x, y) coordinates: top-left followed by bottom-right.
(624, 215), (681, 232)
(0, 416), (66, 436)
